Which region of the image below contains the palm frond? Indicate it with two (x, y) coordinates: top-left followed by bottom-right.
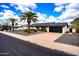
(20, 11), (38, 23)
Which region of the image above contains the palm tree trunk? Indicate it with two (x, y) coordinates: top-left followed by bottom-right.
(12, 22), (14, 31)
(28, 23), (30, 33)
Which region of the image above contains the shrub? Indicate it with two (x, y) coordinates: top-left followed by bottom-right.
(76, 28), (79, 33)
(38, 29), (47, 32)
(0, 24), (11, 31)
(24, 29), (28, 32)
(24, 29), (37, 32)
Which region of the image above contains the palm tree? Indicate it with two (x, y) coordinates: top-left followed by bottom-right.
(20, 11), (38, 33)
(8, 18), (17, 31)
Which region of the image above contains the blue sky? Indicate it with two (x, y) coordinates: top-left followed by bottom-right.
(35, 3), (59, 16)
(0, 3), (62, 16)
(0, 3), (79, 24)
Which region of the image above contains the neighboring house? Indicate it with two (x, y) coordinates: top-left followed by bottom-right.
(68, 26), (76, 33)
(14, 25), (27, 31)
(30, 22), (69, 33)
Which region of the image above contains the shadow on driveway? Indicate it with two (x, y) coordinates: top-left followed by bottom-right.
(0, 33), (75, 56)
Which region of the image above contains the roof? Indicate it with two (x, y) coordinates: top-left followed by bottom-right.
(30, 22), (68, 27)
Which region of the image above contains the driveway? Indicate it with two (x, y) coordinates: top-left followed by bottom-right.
(0, 31), (79, 56)
(0, 31), (63, 49)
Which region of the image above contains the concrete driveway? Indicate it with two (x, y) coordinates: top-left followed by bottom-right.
(0, 31), (79, 56)
(0, 32), (63, 49)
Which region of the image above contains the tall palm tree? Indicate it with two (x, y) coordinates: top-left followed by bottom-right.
(8, 18), (17, 31)
(20, 11), (38, 33)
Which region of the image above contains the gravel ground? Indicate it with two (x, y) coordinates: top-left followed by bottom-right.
(55, 33), (79, 47)
(8, 30), (45, 36)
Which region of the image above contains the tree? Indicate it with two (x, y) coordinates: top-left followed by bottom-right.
(71, 17), (79, 28)
(0, 24), (1, 28)
(8, 18), (17, 31)
(71, 16), (79, 33)
(20, 11), (38, 33)
(0, 24), (11, 31)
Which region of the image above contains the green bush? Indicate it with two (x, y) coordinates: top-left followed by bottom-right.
(76, 28), (79, 33)
(0, 24), (11, 31)
(38, 29), (47, 32)
(24, 29), (37, 32)
(24, 29), (28, 32)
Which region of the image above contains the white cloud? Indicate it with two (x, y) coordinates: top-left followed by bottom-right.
(55, 3), (67, 6)
(23, 3), (37, 9)
(63, 19), (74, 22)
(36, 12), (60, 23)
(59, 9), (75, 20)
(54, 3), (79, 22)
(65, 3), (79, 9)
(10, 4), (15, 6)
(17, 5), (30, 12)
(0, 10), (20, 24)
(10, 3), (37, 13)
(54, 3), (67, 12)
(1, 5), (9, 8)
(46, 16), (60, 22)
(15, 4), (29, 12)
(0, 9), (33, 25)
(0, 12), (3, 15)
(54, 6), (64, 12)
(0, 3), (37, 25)
(0, 0), (79, 3)
(0, 10), (20, 19)
(36, 12), (47, 23)
(57, 3), (79, 22)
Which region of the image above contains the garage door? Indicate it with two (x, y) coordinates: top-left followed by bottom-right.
(49, 27), (62, 33)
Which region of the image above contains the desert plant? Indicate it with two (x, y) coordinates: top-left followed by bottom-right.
(20, 11), (38, 33)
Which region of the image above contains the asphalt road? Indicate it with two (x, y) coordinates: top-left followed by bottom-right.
(0, 33), (74, 56)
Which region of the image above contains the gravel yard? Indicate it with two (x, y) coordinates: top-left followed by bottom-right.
(55, 33), (79, 47)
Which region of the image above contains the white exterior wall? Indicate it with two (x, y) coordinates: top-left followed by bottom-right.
(30, 27), (33, 29)
(46, 27), (49, 32)
(17, 26), (28, 30)
(39, 27), (41, 29)
(23, 26), (27, 30)
(15, 27), (23, 30)
(23, 27), (36, 29)
(32, 27), (36, 29)
(72, 28), (76, 33)
(62, 26), (68, 33)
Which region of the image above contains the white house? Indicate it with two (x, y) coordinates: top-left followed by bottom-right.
(30, 22), (69, 33)
(16, 22), (76, 33)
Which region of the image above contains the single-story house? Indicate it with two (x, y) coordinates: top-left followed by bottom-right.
(15, 22), (76, 33)
(30, 22), (69, 33)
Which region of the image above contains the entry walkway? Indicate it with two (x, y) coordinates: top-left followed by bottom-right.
(0, 31), (79, 55)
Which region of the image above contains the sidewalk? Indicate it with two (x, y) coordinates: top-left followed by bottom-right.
(0, 31), (79, 56)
